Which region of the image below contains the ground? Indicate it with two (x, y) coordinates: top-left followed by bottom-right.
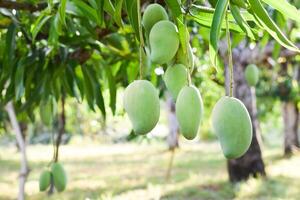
(1, 141), (300, 200)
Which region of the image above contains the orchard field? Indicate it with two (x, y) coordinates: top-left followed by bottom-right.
(1, 0), (300, 199)
(1, 142), (300, 200)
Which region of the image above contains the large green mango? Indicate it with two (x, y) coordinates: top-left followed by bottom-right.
(123, 80), (160, 135)
(245, 64), (259, 86)
(149, 20), (179, 64)
(51, 162), (67, 192)
(177, 44), (194, 71)
(142, 4), (168, 37)
(39, 170), (51, 191)
(163, 64), (188, 100)
(176, 86), (203, 140)
(211, 96), (252, 159)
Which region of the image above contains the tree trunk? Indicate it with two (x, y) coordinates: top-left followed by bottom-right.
(5, 102), (29, 200)
(226, 47), (266, 182)
(282, 101), (299, 156)
(166, 96), (179, 150)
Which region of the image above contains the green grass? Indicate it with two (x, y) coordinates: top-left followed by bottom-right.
(0, 142), (300, 200)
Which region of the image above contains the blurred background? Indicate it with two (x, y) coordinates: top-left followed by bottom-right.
(0, 0), (300, 199)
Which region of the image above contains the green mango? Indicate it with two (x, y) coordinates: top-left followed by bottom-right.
(163, 64), (188, 99)
(142, 4), (168, 37)
(177, 44), (195, 71)
(39, 170), (51, 192)
(245, 64), (259, 86)
(176, 86), (204, 140)
(51, 162), (67, 192)
(211, 96), (252, 159)
(149, 20), (179, 64)
(123, 80), (160, 135)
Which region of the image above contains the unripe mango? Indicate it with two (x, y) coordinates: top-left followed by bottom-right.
(51, 162), (67, 192)
(123, 80), (160, 135)
(39, 170), (51, 191)
(176, 86), (204, 140)
(177, 44), (194, 71)
(245, 64), (259, 86)
(211, 96), (252, 159)
(149, 20), (179, 64)
(163, 64), (188, 100)
(142, 4), (168, 36)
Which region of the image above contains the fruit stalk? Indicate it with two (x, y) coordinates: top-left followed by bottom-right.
(225, 6), (234, 97)
(137, 0), (144, 79)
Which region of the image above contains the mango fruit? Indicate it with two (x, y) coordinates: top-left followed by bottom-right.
(123, 80), (160, 135)
(51, 162), (67, 192)
(211, 96), (252, 159)
(176, 86), (204, 140)
(164, 64), (188, 100)
(39, 170), (51, 191)
(245, 64), (259, 86)
(149, 20), (179, 64)
(142, 4), (168, 37)
(177, 44), (194, 71)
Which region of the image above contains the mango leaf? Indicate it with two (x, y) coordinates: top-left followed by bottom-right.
(104, 64), (117, 115)
(114, 0), (124, 27)
(164, 0), (182, 19)
(3, 23), (16, 71)
(72, 0), (101, 25)
(81, 65), (95, 111)
(59, 0), (67, 26)
(104, 0), (115, 16)
(31, 14), (51, 42)
(261, 0), (300, 23)
(14, 60), (25, 100)
(176, 19), (189, 60)
(248, 0), (300, 52)
(230, 5), (256, 40)
(209, 0), (229, 69)
(125, 0), (139, 40)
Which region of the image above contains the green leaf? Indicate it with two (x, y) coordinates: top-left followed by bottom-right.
(230, 5), (256, 40)
(176, 19), (189, 61)
(125, 0), (139, 40)
(209, 0), (229, 68)
(248, 0), (300, 52)
(164, 0), (182, 19)
(31, 14), (51, 42)
(104, 65), (117, 115)
(114, 0), (124, 27)
(81, 65), (95, 111)
(104, 0), (115, 16)
(3, 23), (16, 71)
(72, 0), (101, 25)
(59, 0), (67, 26)
(14, 60), (25, 100)
(261, 0), (300, 23)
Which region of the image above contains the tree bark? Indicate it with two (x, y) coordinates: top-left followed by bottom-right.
(5, 102), (29, 200)
(166, 96), (179, 150)
(226, 45), (266, 182)
(282, 101), (299, 156)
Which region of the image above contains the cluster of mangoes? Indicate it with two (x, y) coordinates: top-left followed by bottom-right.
(39, 162), (67, 192)
(124, 3), (256, 159)
(124, 4), (203, 140)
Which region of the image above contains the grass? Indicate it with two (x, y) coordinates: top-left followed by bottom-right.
(0, 141), (300, 200)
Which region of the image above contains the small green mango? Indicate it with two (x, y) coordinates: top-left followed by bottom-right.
(163, 64), (188, 100)
(176, 86), (204, 140)
(39, 170), (51, 192)
(142, 4), (168, 37)
(51, 162), (67, 192)
(149, 20), (179, 64)
(177, 44), (194, 71)
(245, 64), (259, 86)
(211, 96), (252, 159)
(123, 80), (160, 135)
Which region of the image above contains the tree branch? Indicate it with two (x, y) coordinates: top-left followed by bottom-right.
(0, 0), (47, 12)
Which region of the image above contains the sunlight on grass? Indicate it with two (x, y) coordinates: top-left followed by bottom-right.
(1, 142), (300, 200)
